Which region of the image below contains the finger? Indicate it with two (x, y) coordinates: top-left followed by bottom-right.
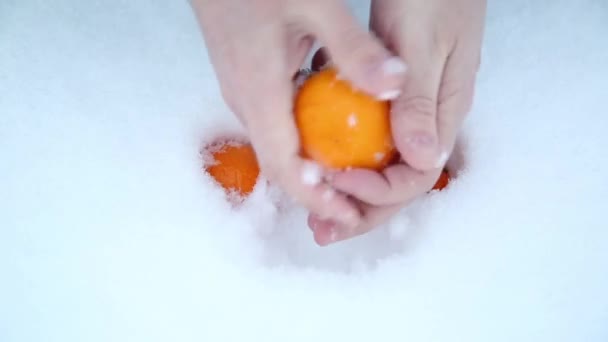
(290, 160), (361, 227)
(289, 36), (315, 91)
(250, 115), (361, 228)
(300, 2), (407, 100)
(310, 203), (403, 246)
(391, 39), (447, 171)
(244, 40), (361, 229)
(328, 164), (440, 206)
(307, 214), (339, 246)
(310, 163), (444, 245)
(292, 47), (329, 90)
(435, 42), (479, 164)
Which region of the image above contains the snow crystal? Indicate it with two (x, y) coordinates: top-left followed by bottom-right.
(382, 57), (408, 75)
(347, 113), (358, 127)
(300, 160), (322, 186)
(377, 89), (401, 101)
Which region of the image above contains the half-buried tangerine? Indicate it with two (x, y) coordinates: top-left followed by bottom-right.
(203, 139), (260, 197)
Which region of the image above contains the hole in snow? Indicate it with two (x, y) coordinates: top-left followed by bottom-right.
(236, 184), (431, 274)
(213, 132), (470, 274)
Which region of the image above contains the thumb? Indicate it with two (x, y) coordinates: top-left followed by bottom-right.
(303, 2), (407, 100)
(391, 48), (446, 171)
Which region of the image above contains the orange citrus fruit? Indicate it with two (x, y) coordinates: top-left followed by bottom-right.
(203, 140), (260, 197)
(432, 169), (451, 191)
(294, 67), (397, 171)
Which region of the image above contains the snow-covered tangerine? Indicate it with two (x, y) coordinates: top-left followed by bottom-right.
(294, 67), (397, 171)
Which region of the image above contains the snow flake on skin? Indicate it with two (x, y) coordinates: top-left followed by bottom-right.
(347, 113), (358, 127)
(377, 89), (401, 101)
(300, 160), (322, 186)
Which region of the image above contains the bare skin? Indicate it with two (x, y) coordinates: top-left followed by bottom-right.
(191, 0), (487, 245)
(308, 0), (487, 245)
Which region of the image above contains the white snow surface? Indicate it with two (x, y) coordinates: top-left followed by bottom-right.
(1, 0), (608, 341)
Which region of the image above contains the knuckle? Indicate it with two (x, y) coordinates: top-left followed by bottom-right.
(384, 166), (409, 189)
(360, 191), (386, 207)
(438, 79), (471, 105)
(394, 95), (437, 119)
(438, 79), (475, 120)
(339, 26), (368, 51)
(336, 27), (383, 67)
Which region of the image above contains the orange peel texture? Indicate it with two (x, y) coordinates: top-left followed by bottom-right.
(432, 169), (451, 191)
(203, 140), (260, 197)
(294, 67), (397, 171)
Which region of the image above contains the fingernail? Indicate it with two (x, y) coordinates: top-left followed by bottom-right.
(435, 150), (449, 169)
(377, 89), (401, 100)
(382, 57), (408, 76)
(300, 160), (322, 186)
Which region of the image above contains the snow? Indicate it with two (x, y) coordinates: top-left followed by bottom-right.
(300, 160), (323, 186)
(1, 0), (607, 341)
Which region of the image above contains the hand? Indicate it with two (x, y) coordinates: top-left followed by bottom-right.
(308, 0), (486, 245)
(191, 0), (408, 228)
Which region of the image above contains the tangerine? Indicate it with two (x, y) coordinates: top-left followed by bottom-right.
(294, 67), (397, 171)
(432, 169), (451, 191)
(203, 140), (260, 197)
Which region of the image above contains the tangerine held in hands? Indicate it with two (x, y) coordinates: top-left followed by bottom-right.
(294, 67), (397, 171)
(203, 140), (260, 197)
